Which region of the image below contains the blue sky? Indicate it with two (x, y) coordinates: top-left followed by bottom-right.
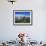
(15, 12), (31, 16)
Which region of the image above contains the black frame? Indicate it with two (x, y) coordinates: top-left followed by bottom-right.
(13, 10), (33, 26)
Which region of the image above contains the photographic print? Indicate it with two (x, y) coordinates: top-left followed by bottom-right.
(13, 10), (32, 25)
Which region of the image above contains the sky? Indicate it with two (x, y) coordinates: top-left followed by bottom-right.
(15, 12), (31, 16)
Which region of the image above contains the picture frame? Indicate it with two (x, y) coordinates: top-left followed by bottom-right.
(13, 10), (32, 25)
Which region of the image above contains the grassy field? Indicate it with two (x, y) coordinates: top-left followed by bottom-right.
(15, 16), (30, 23)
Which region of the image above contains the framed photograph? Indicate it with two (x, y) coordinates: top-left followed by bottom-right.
(13, 10), (32, 25)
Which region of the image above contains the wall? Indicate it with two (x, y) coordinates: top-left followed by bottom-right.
(0, 0), (46, 42)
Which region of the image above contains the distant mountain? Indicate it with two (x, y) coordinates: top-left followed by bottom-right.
(15, 15), (30, 20)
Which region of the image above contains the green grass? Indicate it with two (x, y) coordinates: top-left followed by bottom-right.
(15, 17), (30, 23)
